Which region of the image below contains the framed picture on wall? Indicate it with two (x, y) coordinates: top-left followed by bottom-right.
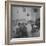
(5, 1), (45, 45)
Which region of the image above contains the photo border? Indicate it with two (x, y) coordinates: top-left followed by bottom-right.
(5, 1), (45, 45)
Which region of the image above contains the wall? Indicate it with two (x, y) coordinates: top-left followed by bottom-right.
(0, 0), (5, 45)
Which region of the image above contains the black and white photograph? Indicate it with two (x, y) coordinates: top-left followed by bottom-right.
(11, 5), (40, 38)
(5, 1), (45, 44)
